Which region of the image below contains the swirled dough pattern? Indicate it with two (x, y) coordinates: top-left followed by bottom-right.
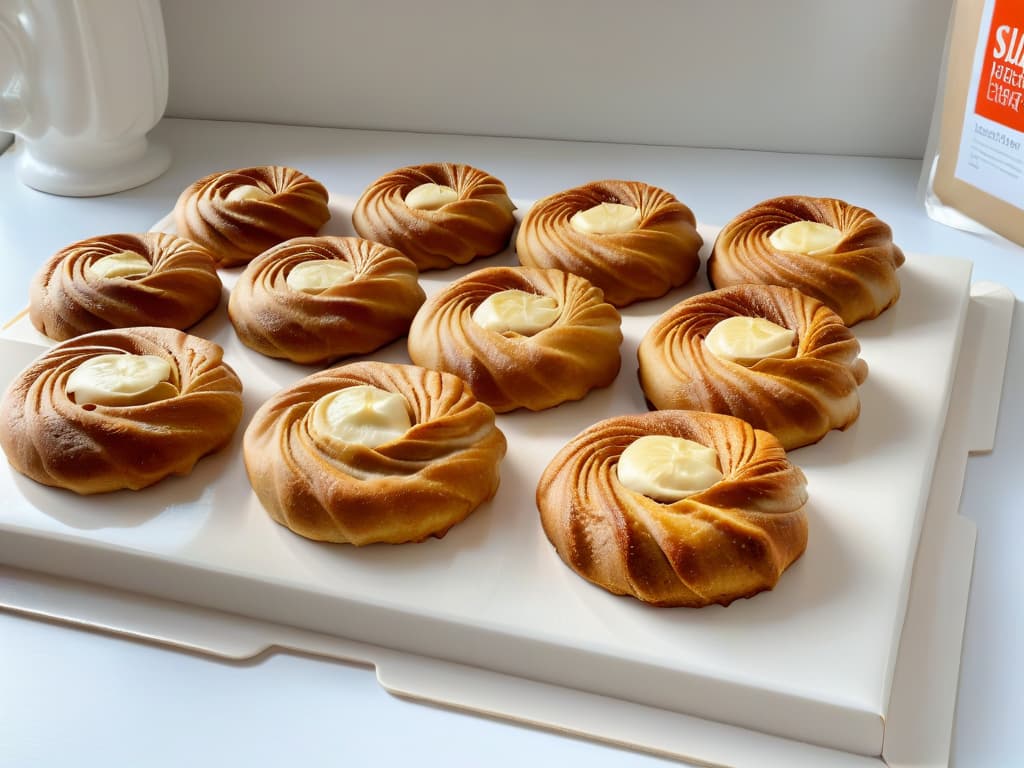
(228, 236), (426, 364)
(29, 233), (222, 341)
(243, 362), (507, 544)
(515, 180), (703, 307)
(0, 327), (243, 494)
(351, 162), (516, 270)
(537, 410), (808, 607)
(638, 284), (868, 450)
(407, 266), (623, 413)
(173, 166), (331, 267)
(708, 196), (905, 325)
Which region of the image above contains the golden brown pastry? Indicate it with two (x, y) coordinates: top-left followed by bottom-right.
(173, 165), (331, 267)
(515, 180), (703, 307)
(537, 410), (808, 607)
(243, 361), (507, 545)
(637, 284), (868, 450)
(0, 327), (243, 494)
(708, 195), (905, 325)
(228, 236), (426, 365)
(28, 232), (222, 341)
(351, 162), (516, 270)
(407, 266), (622, 413)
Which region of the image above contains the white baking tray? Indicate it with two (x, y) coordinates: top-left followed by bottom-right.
(0, 198), (995, 759)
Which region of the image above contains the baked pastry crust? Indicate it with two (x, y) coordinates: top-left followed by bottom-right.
(351, 162), (516, 270)
(537, 410), (808, 607)
(407, 266), (623, 413)
(173, 166), (331, 267)
(637, 284), (868, 450)
(515, 180), (703, 307)
(708, 195), (905, 325)
(228, 236), (426, 365)
(29, 232), (222, 341)
(0, 327), (243, 494)
(243, 361), (507, 545)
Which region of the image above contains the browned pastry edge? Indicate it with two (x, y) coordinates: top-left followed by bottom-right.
(351, 162), (516, 270)
(707, 195), (905, 325)
(242, 361), (507, 545)
(637, 284), (868, 450)
(228, 236), (426, 365)
(407, 265), (623, 413)
(0, 327), (243, 494)
(29, 232), (223, 341)
(173, 165), (331, 267)
(515, 179), (703, 307)
(537, 410), (809, 607)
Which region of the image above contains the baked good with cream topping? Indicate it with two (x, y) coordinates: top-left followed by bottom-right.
(243, 361), (507, 544)
(352, 162), (516, 270)
(0, 327), (243, 494)
(515, 180), (703, 307)
(637, 284), (868, 450)
(228, 236), (426, 365)
(537, 410), (808, 607)
(407, 266), (623, 413)
(708, 196), (905, 325)
(173, 165), (331, 267)
(29, 232), (222, 341)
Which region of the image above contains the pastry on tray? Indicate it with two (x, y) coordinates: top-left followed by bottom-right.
(29, 232), (222, 341)
(707, 195), (905, 325)
(515, 180), (703, 307)
(406, 266), (623, 413)
(0, 327), (243, 494)
(537, 410), (808, 607)
(637, 284), (868, 450)
(173, 165), (331, 267)
(243, 361), (507, 545)
(351, 162), (516, 270)
(228, 236), (426, 365)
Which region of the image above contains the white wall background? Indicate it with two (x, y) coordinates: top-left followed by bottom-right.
(162, 0), (952, 158)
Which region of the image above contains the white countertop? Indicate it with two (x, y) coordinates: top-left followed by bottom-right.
(1, 118), (1021, 767)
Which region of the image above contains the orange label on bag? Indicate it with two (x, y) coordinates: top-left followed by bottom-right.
(975, 0), (1024, 130)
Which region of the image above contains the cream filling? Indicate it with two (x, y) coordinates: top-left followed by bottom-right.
(308, 385), (412, 449)
(225, 184), (272, 203)
(617, 435), (724, 502)
(471, 289), (559, 335)
(86, 251), (152, 279)
(704, 316), (797, 366)
(768, 221), (843, 255)
(66, 354), (176, 407)
(405, 183), (458, 211)
(286, 259), (356, 293)
(569, 202), (641, 235)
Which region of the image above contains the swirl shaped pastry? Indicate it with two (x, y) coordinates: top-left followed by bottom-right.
(0, 327), (243, 494)
(638, 284), (868, 450)
(173, 166), (331, 267)
(28, 232), (222, 341)
(243, 361), (507, 545)
(407, 266), (623, 413)
(515, 180), (703, 307)
(351, 162), (516, 270)
(708, 196), (905, 325)
(228, 236), (426, 365)
(537, 410), (808, 607)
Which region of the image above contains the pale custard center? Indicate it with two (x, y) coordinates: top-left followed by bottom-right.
(286, 259), (356, 293)
(405, 183), (458, 211)
(617, 435), (724, 502)
(308, 385), (412, 449)
(704, 316), (797, 365)
(226, 184), (272, 203)
(66, 354), (175, 407)
(768, 221), (843, 255)
(569, 202), (641, 235)
(87, 251), (152, 279)
(471, 289), (559, 335)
